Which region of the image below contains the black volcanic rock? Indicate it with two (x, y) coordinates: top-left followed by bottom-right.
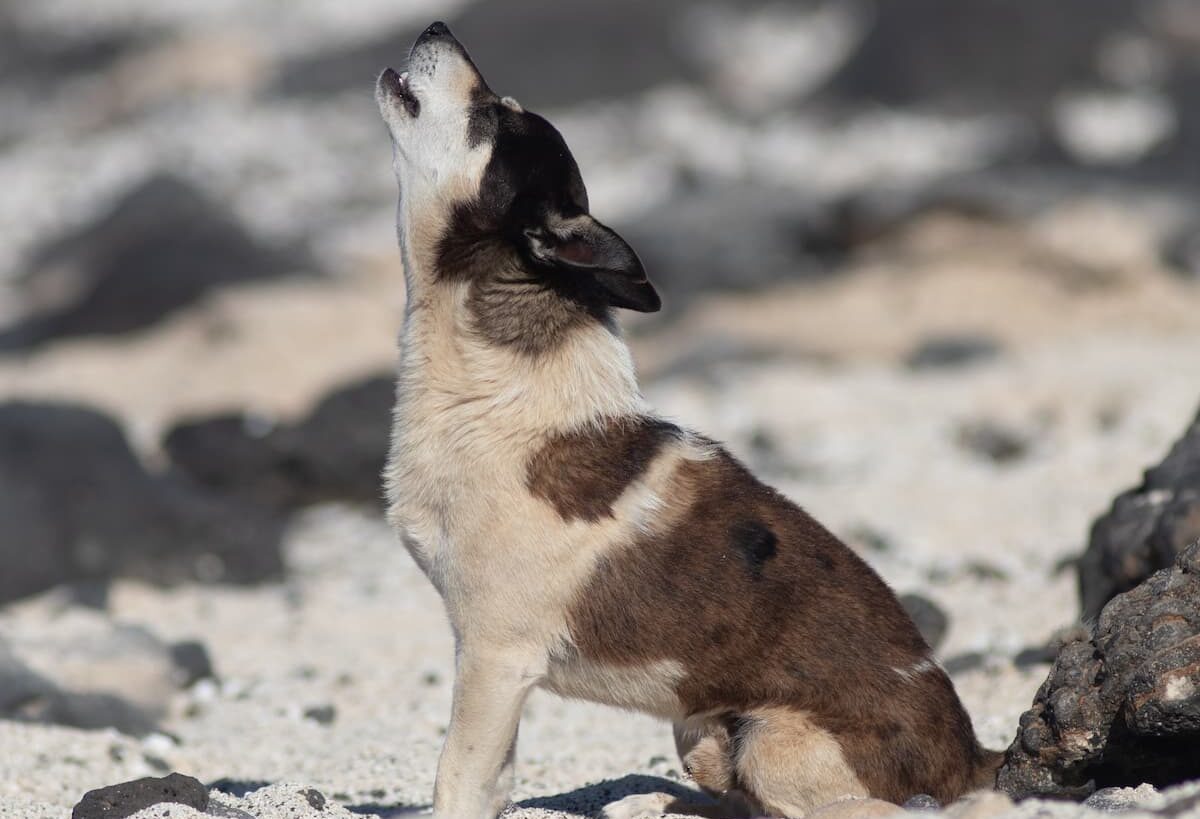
(164, 374), (393, 512)
(1079, 407), (1200, 620)
(73, 773), (208, 819)
(997, 542), (1200, 799)
(0, 401), (284, 604)
(0, 174), (310, 351)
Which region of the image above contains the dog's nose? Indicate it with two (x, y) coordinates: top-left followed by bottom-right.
(418, 21), (453, 43)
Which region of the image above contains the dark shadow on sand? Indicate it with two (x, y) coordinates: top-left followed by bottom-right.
(517, 773), (710, 816)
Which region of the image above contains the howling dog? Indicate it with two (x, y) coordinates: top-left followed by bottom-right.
(377, 22), (1000, 819)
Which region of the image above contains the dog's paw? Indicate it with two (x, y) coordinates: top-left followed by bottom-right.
(599, 792), (675, 819)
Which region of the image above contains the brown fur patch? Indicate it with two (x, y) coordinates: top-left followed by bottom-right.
(526, 417), (679, 522)
(567, 445), (992, 805)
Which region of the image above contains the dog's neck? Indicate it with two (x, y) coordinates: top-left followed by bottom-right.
(396, 255), (648, 437)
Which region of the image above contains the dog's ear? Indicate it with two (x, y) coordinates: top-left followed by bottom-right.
(524, 215), (660, 312)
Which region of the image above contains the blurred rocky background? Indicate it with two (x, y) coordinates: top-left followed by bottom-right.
(2, 1), (1200, 817)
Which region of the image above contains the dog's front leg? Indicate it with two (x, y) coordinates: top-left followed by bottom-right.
(432, 646), (538, 819)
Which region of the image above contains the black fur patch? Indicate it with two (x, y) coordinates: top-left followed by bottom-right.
(730, 520), (778, 578)
(429, 99), (650, 353)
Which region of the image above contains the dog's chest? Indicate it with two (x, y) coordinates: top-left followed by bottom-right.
(384, 392), (529, 584)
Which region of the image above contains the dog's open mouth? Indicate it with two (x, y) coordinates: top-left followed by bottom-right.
(380, 67), (420, 117)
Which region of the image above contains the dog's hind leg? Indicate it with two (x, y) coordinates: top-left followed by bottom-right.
(733, 708), (868, 818)
(432, 646), (539, 819)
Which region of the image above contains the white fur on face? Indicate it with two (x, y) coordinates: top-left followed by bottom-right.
(376, 37), (494, 279)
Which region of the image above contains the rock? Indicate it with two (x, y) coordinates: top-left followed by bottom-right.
(72, 773), (208, 819)
(303, 704), (336, 725)
(302, 789), (326, 811)
(942, 652), (987, 677)
(905, 335), (1001, 371)
(0, 401), (285, 604)
(1079, 406), (1200, 620)
(169, 641), (216, 687)
(164, 374), (393, 512)
(955, 420), (1031, 465)
(997, 541), (1200, 799)
(1084, 784), (1158, 811)
(898, 593), (949, 651)
(0, 174), (310, 351)
(902, 793), (941, 811)
(230, 784), (373, 819)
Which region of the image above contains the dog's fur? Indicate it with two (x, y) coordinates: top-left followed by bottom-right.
(377, 23), (1002, 819)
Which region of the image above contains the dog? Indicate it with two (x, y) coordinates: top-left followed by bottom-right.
(376, 22), (1002, 819)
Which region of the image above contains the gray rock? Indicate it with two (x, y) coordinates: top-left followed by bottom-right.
(955, 420), (1031, 465)
(169, 640), (216, 687)
(942, 652), (987, 677)
(0, 401), (285, 604)
(72, 773), (208, 819)
(997, 541), (1200, 799)
(905, 335), (1002, 371)
(903, 793), (941, 811)
(303, 704), (337, 726)
(1079, 406), (1200, 620)
(0, 174), (310, 351)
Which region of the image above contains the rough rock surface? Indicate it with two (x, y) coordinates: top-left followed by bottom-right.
(72, 773), (208, 819)
(0, 401), (284, 604)
(1079, 407), (1200, 620)
(998, 542), (1200, 798)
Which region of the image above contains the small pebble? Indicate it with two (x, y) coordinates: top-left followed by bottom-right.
(903, 793), (941, 811)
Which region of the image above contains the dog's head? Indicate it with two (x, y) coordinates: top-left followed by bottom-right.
(377, 23), (659, 350)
